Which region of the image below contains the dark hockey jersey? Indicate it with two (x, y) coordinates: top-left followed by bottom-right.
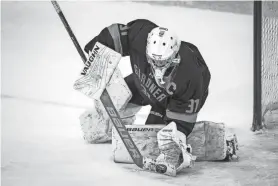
(84, 19), (211, 124)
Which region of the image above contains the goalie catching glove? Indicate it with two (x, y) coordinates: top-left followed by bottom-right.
(156, 122), (196, 172)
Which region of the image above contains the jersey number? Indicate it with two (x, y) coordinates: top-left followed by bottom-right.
(185, 99), (200, 114)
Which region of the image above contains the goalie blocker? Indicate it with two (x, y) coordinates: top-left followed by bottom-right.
(75, 42), (133, 143)
(112, 121), (239, 163)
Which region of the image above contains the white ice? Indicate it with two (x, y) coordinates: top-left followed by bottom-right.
(1, 1), (253, 186)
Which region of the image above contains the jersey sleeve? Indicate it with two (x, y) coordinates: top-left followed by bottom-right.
(164, 78), (203, 136)
(84, 23), (130, 56)
(84, 19), (158, 57)
(165, 43), (210, 136)
(166, 76), (204, 123)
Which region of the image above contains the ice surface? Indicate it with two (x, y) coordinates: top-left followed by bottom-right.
(3, 2), (274, 186)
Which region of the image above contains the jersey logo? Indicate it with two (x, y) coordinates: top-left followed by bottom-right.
(81, 44), (100, 75)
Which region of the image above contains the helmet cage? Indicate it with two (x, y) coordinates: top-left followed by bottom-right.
(146, 53), (180, 86)
(146, 54), (175, 68)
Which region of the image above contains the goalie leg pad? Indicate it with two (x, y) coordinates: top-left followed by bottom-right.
(156, 123), (182, 167)
(156, 122), (195, 172)
(80, 99), (112, 144)
(112, 121), (239, 163)
(80, 102), (141, 144)
(187, 121), (239, 161)
(112, 125), (164, 163)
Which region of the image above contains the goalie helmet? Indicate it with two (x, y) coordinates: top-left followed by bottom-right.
(146, 27), (181, 87)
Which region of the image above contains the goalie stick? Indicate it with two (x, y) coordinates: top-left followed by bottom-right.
(51, 1), (176, 176)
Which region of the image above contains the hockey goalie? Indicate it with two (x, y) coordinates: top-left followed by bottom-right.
(75, 19), (238, 174)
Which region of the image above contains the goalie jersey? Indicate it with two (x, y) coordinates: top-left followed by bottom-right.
(84, 19), (211, 135)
